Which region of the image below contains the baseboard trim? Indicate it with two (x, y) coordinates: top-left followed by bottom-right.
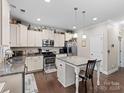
(107, 67), (118, 75)
(101, 70), (108, 75)
(101, 67), (118, 75)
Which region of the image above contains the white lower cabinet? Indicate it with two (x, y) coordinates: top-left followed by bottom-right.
(0, 74), (23, 93)
(25, 56), (43, 72)
(56, 59), (75, 87)
(56, 54), (67, 58)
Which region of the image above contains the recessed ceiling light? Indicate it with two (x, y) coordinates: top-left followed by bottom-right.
(92, 17), (98, 21)
(44, 0), (51, 3)
(82, 35), (87, 39)
(37, 18), (41, 21)
(73, 26), (76, 29)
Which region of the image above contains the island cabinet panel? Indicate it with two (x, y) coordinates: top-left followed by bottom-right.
(56, 59), (65, 85)
(56, 59), (75, 87)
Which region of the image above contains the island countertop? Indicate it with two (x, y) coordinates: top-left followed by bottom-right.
(57, 56), (89, 66)
(0, 56), (25, 77)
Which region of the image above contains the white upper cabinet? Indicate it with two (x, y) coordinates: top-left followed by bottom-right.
(0, 0), (10, 46)
(28, 30), (42, 47)
(42, 29), (54, 40)
(19, 25), (28, 46)
(54, 33), (59, 47)
(10, 24), (27, 47)
(35, 31), (42, 47)
(59, 34), (65, 47)
(54, 33), (65, 47)
(10, 24), (17, 46)
(27, 30), (35, 47)
(65, 33), (73, 41)
(10, 24), (65, 47)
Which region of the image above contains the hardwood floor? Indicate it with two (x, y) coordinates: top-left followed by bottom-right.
(34, 68), (124, 93)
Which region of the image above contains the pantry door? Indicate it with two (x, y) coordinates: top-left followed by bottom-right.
(90, 34), (103, 70)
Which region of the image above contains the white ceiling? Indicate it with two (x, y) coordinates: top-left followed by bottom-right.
(8, 0), (124, 30)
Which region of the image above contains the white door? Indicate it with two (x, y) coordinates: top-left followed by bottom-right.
(90, 34), (103, 70)
(120, 38), (124, 67)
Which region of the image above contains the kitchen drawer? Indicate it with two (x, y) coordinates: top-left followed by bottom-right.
(56, 54), (67, 58)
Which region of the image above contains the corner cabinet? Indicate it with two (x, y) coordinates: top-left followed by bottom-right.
(0, 0), (10, 46)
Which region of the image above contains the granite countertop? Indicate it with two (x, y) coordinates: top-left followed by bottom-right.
(0, 56), (25, 76)
(57, 56), (89, 66)
(55, 53), (67, 55)
(26, 54), (43, 57)
(57, 56), (101, 66)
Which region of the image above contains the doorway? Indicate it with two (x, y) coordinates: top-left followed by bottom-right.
(90, 33), (103, 71)
(118, 37), (124, 67)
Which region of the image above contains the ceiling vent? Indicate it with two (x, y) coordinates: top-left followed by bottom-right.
(20, 9), (26, 13)
(10, 4), (16, 8)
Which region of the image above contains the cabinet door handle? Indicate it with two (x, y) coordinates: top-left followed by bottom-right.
(60, 64), (62, 66)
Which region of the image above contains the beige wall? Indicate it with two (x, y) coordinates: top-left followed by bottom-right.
(77, 32), (90, 58)
(107, 23), (120, 73)
(77, 22), (108, 74)
(77, 21), (120, 75)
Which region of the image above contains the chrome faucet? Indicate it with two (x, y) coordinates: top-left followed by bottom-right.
(4, 49), (13, 64)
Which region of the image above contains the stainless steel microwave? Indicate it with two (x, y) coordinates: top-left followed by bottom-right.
(42, 40), (54, 47)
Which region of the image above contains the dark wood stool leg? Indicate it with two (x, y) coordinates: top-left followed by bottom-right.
(91, 78), (94, 88)
(85, 80), (87, 93)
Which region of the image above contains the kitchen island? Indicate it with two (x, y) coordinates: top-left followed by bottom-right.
(56, 56), (101, 93)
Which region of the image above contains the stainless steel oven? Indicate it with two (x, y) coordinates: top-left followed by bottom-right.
(43, 57), (56, 70)
(42, 40), (54, 47)
(42, 52), (56, 73)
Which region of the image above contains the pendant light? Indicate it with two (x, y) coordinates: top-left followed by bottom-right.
(73, 7), (78, 30)
(73, 7), (78, 39)
(82, 11), (87, 39)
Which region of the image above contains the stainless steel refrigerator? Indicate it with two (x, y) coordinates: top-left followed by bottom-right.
(66, 41), (77, 56)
